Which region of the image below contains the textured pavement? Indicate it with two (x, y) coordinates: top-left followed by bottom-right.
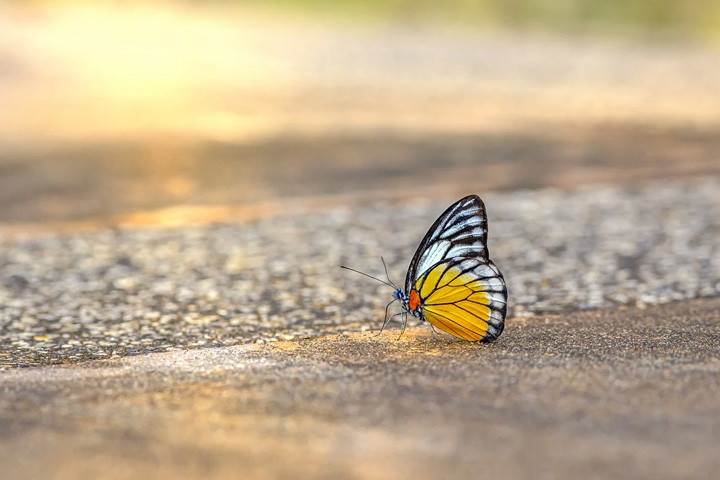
(1, 178), (719, 367)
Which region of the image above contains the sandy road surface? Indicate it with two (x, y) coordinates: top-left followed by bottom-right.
(2, 298), (720, 480)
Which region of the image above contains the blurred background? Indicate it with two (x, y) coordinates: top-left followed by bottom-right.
(1, 0), (719, 228)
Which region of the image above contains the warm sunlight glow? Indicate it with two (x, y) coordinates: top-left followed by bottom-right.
(1, 2), (719, 147)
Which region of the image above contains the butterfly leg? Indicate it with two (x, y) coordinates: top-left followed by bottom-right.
(428, 323), (441, 340)
(378, 312), (402, 337)
(397, 312), (408, 340)
(376, 298), (398, 336)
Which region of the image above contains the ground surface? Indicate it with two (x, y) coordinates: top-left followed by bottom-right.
(2, 299), (720, 480)
(1, 4), (719, 479)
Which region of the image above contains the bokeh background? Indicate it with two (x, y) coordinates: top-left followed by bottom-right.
(1, 0), (719, 227)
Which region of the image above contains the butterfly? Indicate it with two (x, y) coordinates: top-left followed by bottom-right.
(343, 195), (507, 341)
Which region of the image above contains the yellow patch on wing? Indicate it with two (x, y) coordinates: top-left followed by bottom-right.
(418, 264), (468, 298)
(425, 284), (472, 304)
(447, 272), (478, 287)
(463, 278), (505, 292)
(424, 304), (488, 341)
(418, 263), (447, 298)
(420, 268), (495, 341)
(414, 263), (500, 341)
(469, 291), (491, 304)
(458, 299), (491, 319)
(423, 310), (470, 340)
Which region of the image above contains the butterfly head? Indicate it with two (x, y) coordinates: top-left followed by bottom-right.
(393, 288), (422, 317)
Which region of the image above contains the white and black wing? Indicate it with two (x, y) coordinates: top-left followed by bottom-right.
(403, 195), (508, 342)
(404, 195), (489, 292)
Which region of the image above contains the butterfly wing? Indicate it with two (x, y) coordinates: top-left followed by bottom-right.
(415, 257), (507, 341)
(405, 195), (507, 341)
(404, 195), (490, 291)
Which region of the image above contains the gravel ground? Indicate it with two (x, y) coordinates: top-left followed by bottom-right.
(1, 177), (719, 367)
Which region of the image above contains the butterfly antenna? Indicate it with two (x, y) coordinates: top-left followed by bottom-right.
(340, 265), (396, 289)
(380, 257), (400, 290)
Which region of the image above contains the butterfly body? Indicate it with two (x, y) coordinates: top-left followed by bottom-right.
(393, 288), (421, 317)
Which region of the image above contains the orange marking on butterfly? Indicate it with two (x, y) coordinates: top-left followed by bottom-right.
(408, 289), (421, 310)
